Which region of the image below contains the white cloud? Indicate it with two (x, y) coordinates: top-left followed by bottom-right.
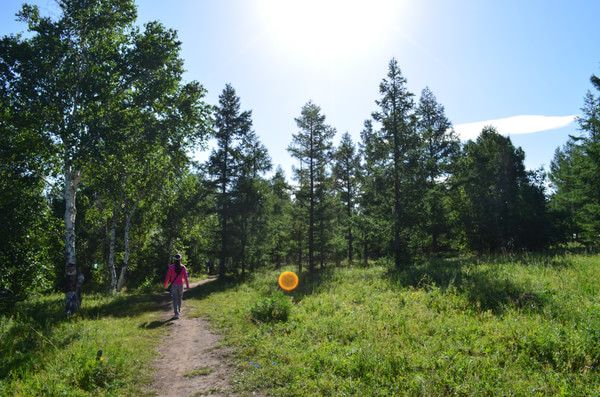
(453, 115), (577, 141)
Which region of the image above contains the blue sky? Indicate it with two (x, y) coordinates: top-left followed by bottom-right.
(2, 0), (600, 176)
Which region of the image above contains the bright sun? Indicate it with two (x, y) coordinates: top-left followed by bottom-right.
(257, 0), (401, 65)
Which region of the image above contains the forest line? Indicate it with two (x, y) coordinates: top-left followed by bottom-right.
(1, 0), (599, 310)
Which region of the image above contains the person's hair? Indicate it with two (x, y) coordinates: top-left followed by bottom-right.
(174, 254), (182, 273)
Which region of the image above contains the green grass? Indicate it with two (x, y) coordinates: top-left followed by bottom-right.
(0, 290), (169, 396)
(186, 254), (600, 396)
(183, 366), (213, 378)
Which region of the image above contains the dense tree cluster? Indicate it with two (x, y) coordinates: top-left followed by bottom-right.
(0, 1), (598, 306)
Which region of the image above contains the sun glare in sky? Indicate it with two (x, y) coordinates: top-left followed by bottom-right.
(257, 0), (401, 65)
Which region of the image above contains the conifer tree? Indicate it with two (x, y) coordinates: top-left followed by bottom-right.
(288, 102), (336, 272)
(550, 73), (600, 246)
(233, 131), (271, 275)
(415, 87), (460, 252)
(372, 59), (419, 269)
(333, 132), (361, 263)
(208, 84), (252, 278)
(268, 167), (293, 268)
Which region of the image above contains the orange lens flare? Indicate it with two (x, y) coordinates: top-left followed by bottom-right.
(278, 271), (299, 292)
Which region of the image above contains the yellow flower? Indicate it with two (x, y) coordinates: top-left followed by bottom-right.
(278, 271), (299, 292)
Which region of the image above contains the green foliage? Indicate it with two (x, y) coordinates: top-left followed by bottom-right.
(189, 255), (600, 396)
(455, 127), (550, 252)
(372, 59), (423, 268)
(208, 84), (270, 278)
(267, 167), (294, 268)
(250, 290), (292, 323)
(550, 73), (600, 247)
(333, 132), (361, 263)
(0, 0), (211, 304)
(416, 87), (460, 253)
(288, 101), (336, 272)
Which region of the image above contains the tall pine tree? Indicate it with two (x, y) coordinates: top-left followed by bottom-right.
(208, 84), (252, 278)
(415, 87), (459, 252)
(372, 59), (419, 269)
(550, 73), (600, 246)
(333, 132), (361, 263)
(288, 102), (336, 272)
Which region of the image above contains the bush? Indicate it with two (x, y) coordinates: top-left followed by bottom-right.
(250, 291), (292, 323)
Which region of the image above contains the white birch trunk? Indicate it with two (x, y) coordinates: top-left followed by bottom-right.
(64, 166), (82, 314)
(108, 213), (117, 293)
(116, 206), (134, 292)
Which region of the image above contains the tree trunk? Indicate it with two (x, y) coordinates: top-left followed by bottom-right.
(64, 166), (83, 314)
(240, 236), (246, 277)
(108, 213), (117, 293)
(117, 206), (134, 292)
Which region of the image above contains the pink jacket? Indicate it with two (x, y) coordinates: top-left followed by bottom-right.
(164, 264), (190, 288)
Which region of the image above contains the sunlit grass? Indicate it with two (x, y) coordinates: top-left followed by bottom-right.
(187, 254), (600, 396)
(0, 291), (167, 396)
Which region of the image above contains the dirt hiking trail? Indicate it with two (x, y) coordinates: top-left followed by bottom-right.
(149, 278), (251, 397)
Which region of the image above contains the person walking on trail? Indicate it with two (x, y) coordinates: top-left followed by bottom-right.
(164, 253), (190, 319)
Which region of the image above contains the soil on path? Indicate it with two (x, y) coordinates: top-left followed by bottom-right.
(149, 278), (241, 397)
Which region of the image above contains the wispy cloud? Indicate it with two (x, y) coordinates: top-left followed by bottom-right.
(453, 115), (577, 140)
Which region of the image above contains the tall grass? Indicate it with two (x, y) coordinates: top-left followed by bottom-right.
(187, 254), (600, 396)
(0, 291), (168, 396)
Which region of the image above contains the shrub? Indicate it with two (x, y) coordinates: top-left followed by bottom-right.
(250, 291), (292, 323)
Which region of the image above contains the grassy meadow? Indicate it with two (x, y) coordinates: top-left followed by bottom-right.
(0, 290), (169, 396)
(187, 254), (600, 396)
(1, 254), (598, 396)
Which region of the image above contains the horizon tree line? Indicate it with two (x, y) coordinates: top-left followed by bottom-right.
(1, 0), (599, 308)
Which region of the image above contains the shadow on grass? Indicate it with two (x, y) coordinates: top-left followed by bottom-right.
(467, 252), (574, 269)
(139, 318), (175, 329)
(386, 255), (562, 314)
(183, 275), (244, 302)
(282, 267), (339, 302)
(81, 293), (169, 319)
(0, 278), (243, 381)
(0, 290), (171, 380)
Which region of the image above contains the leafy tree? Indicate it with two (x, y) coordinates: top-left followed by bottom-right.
(0, 0), (140, 312)
(1, 1), (209, 309)
(0, 89), (61, 300)
(288, 102), (336, 272)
